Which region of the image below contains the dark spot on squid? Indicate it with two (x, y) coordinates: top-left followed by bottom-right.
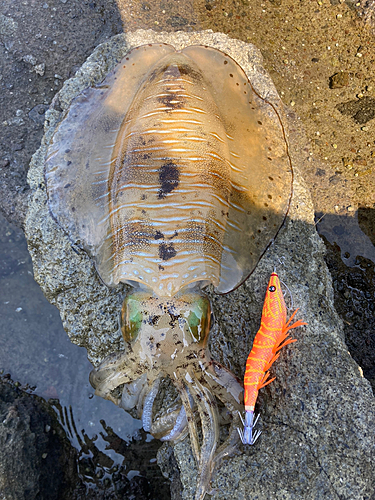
(155, 230), (164, 240)
(158, 162), (180, 199)
(158, 264), (165, 271)
(156, 343), (161, 349)
(151, 315), (160, 325)
(169, 230), (178, 240)
(169, 313), (179, 327)
(163, 64), (181, 79)
(159, 242), (177, 261)
(64, 183), (71, 189)
(158, 92), (184, 110)
(177, 63), (192, 75)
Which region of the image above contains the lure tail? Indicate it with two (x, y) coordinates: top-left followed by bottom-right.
(237, 410), (261, 445)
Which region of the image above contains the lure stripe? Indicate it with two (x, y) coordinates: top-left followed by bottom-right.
(243, 272), (307, 412)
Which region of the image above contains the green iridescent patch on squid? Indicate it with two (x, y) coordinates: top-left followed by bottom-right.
(120, 295), (143, 342)
(186, 296), (211, 343)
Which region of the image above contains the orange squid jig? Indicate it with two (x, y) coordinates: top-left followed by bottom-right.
(238, 272), (307, 445)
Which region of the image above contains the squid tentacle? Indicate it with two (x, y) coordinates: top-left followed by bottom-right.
(200, 357), (244, 413)
(174, 373), (201, 464)
(160, 405), (188, 442)
(213, 410), (242, 467)
(120, 373), (147, 411)
(138, 376), (190, 442)
(89, 351), (138, 403)
(142, 377), (162, 432)
(184, 368), (219, 500)
(159, 387), (195, 442)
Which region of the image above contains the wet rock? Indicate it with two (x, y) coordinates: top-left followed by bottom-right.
(323, 236), (375, 392)
(25, 30), (375, 500)
(166, 15), (189, 27)
(329, 71), (349, 89)
(0, 0), (123, 228)
(336, 96), (375, 124)
(0, 375), (169, 500)
(0, 377), (79, 500)
(358, 206), (375, 246)
(12, 142), (24, 151)
(33, 63), (46, 76)
(157, 444), (183, 500)
(28, 104), (49, 127)
(0, 14), (18, 36)
(0, 159), (10, 168)
(22, 54), (38, 66)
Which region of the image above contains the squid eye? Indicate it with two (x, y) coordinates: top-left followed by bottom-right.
(187, 296), (211, 343)
(120, 295), (143, 342)
(269, 285), (276, 292)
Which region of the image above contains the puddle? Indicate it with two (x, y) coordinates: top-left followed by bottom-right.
(316, 209), (375, 267)
(0, 212), (170, 497)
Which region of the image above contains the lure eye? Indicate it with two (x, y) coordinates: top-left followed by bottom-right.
(269, 285), (276, 292)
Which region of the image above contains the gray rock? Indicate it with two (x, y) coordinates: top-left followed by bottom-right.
(0, 14), (18, 37)
(0, 378), (79, 500)
(25, 30), (375, 500)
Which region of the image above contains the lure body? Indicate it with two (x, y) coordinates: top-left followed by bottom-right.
(239, 272), (307, 445)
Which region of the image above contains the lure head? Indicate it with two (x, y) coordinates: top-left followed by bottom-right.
(261, 272), (287, 328)
(119, 289), (211, 369)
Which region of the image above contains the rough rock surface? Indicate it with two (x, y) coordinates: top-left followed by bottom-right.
(0, 378), (79, 500)
(25, 30), (375, 500)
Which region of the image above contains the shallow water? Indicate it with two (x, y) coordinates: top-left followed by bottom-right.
(0, 212), (143, 471)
